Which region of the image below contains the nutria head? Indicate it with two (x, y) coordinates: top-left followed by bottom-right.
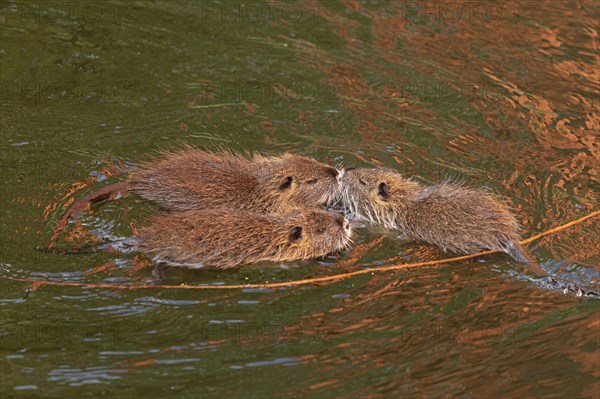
(279, 208), (353, 261)
(340, 167), (421, 228)
(258, 154), (342, 211)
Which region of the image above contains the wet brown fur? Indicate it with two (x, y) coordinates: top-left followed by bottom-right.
(130, 147), (341, 212)
(340, 168), (541, 272)
(54, 147), (341, 239)
(137, 208), (353, 269)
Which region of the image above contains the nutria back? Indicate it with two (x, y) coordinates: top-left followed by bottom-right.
(137, 207), (353, 269)
(131, 148), (342, 213)
(340, 167), (539, 268)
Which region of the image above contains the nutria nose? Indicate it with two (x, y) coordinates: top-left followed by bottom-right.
(333, 213), (346, 227)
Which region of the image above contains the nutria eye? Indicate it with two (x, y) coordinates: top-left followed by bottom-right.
(279, 176), (293, 190)
(378, 182), (389, 199)
(316, 227), (326, 234)
(359, 178), (367, 186)
(289, 226), (303, 242)
(307, 178), (318, 184)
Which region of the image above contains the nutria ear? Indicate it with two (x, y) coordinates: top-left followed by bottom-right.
(288, 226), (303, 242)
(279, 176), (293, 190)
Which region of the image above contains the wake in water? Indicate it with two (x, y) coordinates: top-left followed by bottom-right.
(514, 260), (600, 298)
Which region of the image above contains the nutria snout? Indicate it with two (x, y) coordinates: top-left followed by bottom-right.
(340, 167), (540, 271)
(137, 208), (353, 269)
(331, 211), (351, 231)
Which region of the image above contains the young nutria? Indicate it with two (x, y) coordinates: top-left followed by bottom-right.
(136, 208), (353, 269)
(340, 167), (542, 272)
(54, 147), (342, 238)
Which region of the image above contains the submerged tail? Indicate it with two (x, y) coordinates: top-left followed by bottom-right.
(505, 240), (545, 276)
(38, 244), (100, 255)
(51, 181), (132, 246)
(40, 237), (141, 255)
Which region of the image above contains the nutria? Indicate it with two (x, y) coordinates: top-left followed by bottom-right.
(136, 208), (353, 269)
(53, 147), (342, 239)
(340, 167), (542, 273)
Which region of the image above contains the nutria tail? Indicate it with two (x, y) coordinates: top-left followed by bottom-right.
(51, 181), (132, 245)
(505, 240), (545, 276)
(37, 244), (99, 255)
(40, 237), (141, 255)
